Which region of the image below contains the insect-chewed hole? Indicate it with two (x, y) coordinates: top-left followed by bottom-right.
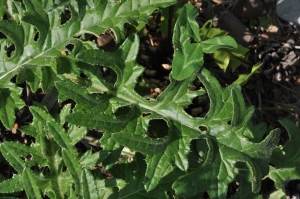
(115, 106), (131, 117)
(61, 165), (67, 173)
(30, 165), (50, 175)
(227, 120), (232, 125)
(199, 125), (207, 133)
(147, 119), (169, 139)
(184, 94), (210, 118)
(134, 77), (152, 99)
(97, 30), (116, 49)
(0, 31), (6, 39)
(41, 166), (50, 175)
(142, 112), (152, 117)
(189, 78), (203, 91)
(33, 30), (39, 42)
(26, 154), (32, 161)
(6, 43), (15, 58)
(65, 43), (75, 53)
(227, 180), (239, 198)
(60, 6), (71, 25)
(101, 66), (117, 86)
(79, 72), (88, 78)
(2, 13), (8, 20)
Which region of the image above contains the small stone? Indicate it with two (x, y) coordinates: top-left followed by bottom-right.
(271, 52), (280, 61)
(286, 51), (297, 61)
(274, 72), (282, 81)
(162, 63), (172, 70)
(154, 88), (162, 93)
(287, 39), (295, 45)
(283, 43), (293, 49)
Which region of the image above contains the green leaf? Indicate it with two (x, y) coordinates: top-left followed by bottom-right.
(0, 143), (25, 173)
(0, 0), (177, 90)
(0, 174), (23, 194)
(63, 32), (280, 198)
(108, 153), (169, 199)
(268, 118), (300, 191)
(22, 170), (42, 199)
(0, 83), (25, 129)
(0, 104), (88, 198)
(62, 150), (82, 195)
(233, 63), (262, 86)
(171, 5), (237, 81)
(47, 120), (77, 156)
(79, 150), (109, 169)
(200, 27), (249, 72)
(201, 36), (237, 53)
(81, 169), (99, 199)
(171, 4), (203, 81)
(172, 127), (279, 198)
(50, 3), (281, 198)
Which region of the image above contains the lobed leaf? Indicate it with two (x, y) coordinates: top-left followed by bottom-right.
(0, 83), (25, 129)
(61, 5), (280, 196)
(81, 169), (99, 199)
(0, 175), (23, 194)
(0, 0), (177, 90)
(268, 118), (300, 192)
(171, 5), (237, 81)
(22, 170), (42, 199)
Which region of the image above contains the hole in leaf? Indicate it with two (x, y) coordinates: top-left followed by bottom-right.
(227, 120), (232, 125)
(76, 33), (95, 43)
(260, 177), (275, 195)
(79, 72), (88, 78)
(189, 78), (203, 91)
(97, 30), (116, 49)
(189, 37), (195, 43)
(66, 44), (74, 52)
(227, 180), (239, 198)
(101, 67), (117, 86)
(60, 6), (71, 25)
(134, 77), (152, 99)
(0, 31), (6, 39)
(33, 30), (39, 42)
(29, 165), (50, 175)
(184, 94), (210, 118)
(142, 112), (152, 117)
(26, 154), (32, 161)
(61, 166), (67, 173)
(5, 43), (15, 58)
(199, 125), (207, 132)
(115, 106), (131, 117)
(41, 166), (50, 175)
(2, 13), (8, 21)
(147, 119), (169, 138)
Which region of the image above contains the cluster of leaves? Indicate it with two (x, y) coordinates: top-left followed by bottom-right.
(0, 0), (299, 198)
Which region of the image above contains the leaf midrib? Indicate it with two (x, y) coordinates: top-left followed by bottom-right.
(114, 87), (202, 134)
